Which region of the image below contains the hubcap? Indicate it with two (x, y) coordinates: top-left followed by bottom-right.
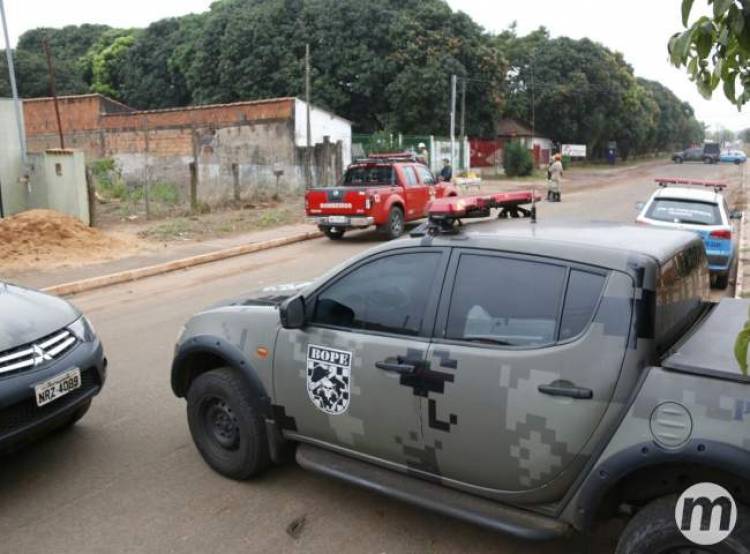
(391, 212), (402, 234)
(203, 397), (239, 450)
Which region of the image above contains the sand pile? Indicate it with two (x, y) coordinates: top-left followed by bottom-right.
(0, 209), (143, 272)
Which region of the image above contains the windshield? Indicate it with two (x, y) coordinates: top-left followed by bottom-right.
(342, 165), (394, 186)
(646, 198), (721, 225)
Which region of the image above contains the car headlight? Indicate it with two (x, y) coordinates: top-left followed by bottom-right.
(69, 316), (96, 342)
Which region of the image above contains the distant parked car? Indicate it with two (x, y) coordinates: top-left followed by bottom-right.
(636, 181), (740, 289)
(671, 142), (720, 164)
(720, 149), (747, 164)
(0, 282), (107, 452)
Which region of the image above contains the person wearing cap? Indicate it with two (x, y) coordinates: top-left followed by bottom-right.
(417, 142), (429, 166)
(548, 154), (563, 202)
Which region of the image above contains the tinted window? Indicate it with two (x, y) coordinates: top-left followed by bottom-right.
(416, 166), (436, 185)
(343, 165), (393, 186)
(446, 255), (566, 347)
(559, 270), (606, 340)
(646, 199), (721, 225)
(403, 166), (418, 187)
(313, 253), (441, 336)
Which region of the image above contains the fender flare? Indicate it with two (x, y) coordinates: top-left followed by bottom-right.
(170, 334), (269, 406)
(383, 196), (405, 218)
(571, 439), (750, 530)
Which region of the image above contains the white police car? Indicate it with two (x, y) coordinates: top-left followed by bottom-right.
(636, 179), (741, 289)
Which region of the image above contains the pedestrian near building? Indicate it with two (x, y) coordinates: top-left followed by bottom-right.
(440, 158), (453, 181)
(417, 142), (429, 166)
(547, 154), (563, 202)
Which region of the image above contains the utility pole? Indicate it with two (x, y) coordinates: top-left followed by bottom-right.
(530, 59), (536, 142)
(0, 0), (26, 162)
(450, 74), (457, 171)
(459, 77), (466, 171)
(305, 43), (312, 189)
(42, 38), (65, 149)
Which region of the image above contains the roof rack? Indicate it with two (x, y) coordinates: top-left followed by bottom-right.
(655, 178), (727, 192)
(411, 191), (540, 237)
(353, 151), (426, 165)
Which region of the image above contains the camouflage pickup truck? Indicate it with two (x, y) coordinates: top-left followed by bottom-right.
(171, 220), (750, 553)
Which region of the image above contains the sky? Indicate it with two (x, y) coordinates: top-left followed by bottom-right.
(1, 0), (747, 132)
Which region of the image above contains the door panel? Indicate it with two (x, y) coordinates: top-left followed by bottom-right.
(420, 251), (631, 494)
(272, 248), (449, 469)
(402, 165), (430, 220)
(274, 328), (429, 466)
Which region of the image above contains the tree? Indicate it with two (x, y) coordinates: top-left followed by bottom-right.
(503, 141), (533, 176)
(499, 27), (704, 158)
(668, 0), (750, 107)
(740, 128), (750, 142)
(185, 0), (505, 134)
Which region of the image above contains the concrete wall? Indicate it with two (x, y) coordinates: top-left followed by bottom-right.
(0, 98), (26, 216)
(28, 150), (89, 224)
(23, 95), (351, 203)
(294, 99), (352, 167)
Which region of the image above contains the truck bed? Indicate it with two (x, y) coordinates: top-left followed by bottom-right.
(662, 298), (750, 383)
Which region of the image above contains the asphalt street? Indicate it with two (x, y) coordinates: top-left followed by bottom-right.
(0, 161), (743, 554)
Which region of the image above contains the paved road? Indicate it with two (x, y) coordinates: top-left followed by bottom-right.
(0, 161), (743, 554)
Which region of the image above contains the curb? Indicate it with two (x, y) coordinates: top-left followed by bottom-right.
(42, 230), (324, 297)
(736, 163), (747, 299)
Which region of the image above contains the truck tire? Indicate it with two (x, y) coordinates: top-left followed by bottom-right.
(615, 495), (750, 554)
(380, 206), (404, 240)
(704, 156), (714, 164)
(674, 157), (683, 164)
(187, 367), (270, 480)
(321, 227), (345, 240)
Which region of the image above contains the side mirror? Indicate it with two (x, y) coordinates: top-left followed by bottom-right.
(280, 295), (306, 329)
(634, 201), (645, 212)
(731, 210), (744, 220)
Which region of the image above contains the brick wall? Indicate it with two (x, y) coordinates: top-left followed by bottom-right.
(22, 95), (342, 203)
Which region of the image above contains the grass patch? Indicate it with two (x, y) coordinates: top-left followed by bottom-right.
(137, 199), (305, 242)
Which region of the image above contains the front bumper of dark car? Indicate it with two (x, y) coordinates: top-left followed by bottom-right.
(0, 336), (107, 450)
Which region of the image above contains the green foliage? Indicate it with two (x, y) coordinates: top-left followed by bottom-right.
(499, 27), (705, 157)
(503, 141), (533, 176)
(87, 31), (137, 99)
(740, 128), (750, 142)
(183, 0), (505, 134)
(0, 25), (116, 97)
(668, 0), (750, 107)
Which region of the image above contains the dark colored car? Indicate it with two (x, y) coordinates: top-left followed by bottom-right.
(0, 282), (106, 452)
(173, 210), (749, 553)
(672, 142), (720, 164)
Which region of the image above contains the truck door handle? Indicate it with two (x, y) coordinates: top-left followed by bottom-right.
(376, 358), (416, 375)
(538, 380), (593, 399)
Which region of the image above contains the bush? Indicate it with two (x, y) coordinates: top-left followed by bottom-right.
(503, 142), (534, 177)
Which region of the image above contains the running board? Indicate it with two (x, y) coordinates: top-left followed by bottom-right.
(295, 444), (570, 541)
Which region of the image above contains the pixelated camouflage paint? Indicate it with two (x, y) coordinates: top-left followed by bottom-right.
(272, 326), (426, 466)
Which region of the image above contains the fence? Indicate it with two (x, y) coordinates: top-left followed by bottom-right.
(352, 133), (471, 174)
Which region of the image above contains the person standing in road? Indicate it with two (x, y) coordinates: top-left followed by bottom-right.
(548, 154), (563, 202)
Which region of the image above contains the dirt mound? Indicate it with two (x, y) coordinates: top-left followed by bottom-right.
(0, 209), (143, 272)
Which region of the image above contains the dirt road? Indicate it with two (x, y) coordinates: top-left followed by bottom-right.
(0, 161), (743, 554)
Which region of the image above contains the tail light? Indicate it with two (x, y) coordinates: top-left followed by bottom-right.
(365, 197), (372, 210)
(710, 229), (732, 240)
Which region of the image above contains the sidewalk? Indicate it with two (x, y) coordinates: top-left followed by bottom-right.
(736, 164), (750, 298)
(3, 223), (320, 290)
